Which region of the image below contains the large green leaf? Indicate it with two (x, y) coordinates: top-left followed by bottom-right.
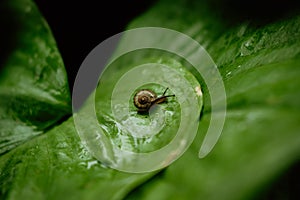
(0, 0), (153, 199)
(0, 0), (71, 154)
(0, 117), (154, 199)
(1, 0), (300, 199)
(124, 0), (300, 199)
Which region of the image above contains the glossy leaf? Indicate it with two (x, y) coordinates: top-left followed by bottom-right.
(0, 0), (154, 199)
(1, 0), (300, 199)
(0, 0), (71, 154)
(124, 0), (300, 199)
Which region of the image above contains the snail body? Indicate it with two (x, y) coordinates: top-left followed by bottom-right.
(133, 88), (175, 113)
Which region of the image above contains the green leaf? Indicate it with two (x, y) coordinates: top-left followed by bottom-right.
(0, 117), (154, 199)
(1, 0), (300, 199)
(123, 0), (300, 200)
(0, 0), (153, 199)
(0, 0), (71, 154)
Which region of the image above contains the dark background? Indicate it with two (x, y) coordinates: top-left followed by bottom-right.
(34, 0), (157, 90)
(34, 0), (300, 92)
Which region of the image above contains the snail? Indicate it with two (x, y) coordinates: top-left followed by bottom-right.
(133, 87), (175, 113)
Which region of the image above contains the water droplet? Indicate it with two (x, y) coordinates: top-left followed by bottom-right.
(195, 86), (202, 97)
(56, 142), (68, 149)
(240, 39), (255, 56)
(78, 143), (93, 160)
(87, 160), (99, 169)
(226, 71), (232, 77)
(58, 152), (69, 160)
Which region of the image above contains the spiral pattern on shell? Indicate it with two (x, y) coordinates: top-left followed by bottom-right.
(133, 89), (156, 111)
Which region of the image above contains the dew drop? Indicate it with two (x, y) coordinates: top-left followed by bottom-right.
(195, 86), (202, 97)
(240, 39), (255, 56)
(226, 71), (232, 77)
(87, 160), (99, 169)
(56, 142), (68, 149)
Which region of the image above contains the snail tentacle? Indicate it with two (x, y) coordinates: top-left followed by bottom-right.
(133, 88), (175, 113)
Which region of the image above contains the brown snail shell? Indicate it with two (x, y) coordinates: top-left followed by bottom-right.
(133, 89), (157, 112)
(133, 88), (175, 113)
